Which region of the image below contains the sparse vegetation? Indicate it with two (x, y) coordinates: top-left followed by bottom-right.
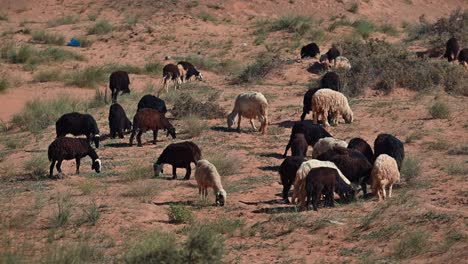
(265, 15), (315, 35)
(144, 61), (163, 74)
(122, 163), (153, 181)
(171, 93), (225, 119)
(352, 20), (376, 39)
(75, 36), (93, 47)
(204, 153), (241, 176)
(122, 181), (159, 203)
(393, 231), (429, 260)
(181, 115), (208, 138)
(184, 223), (224, 263)
(445, 163), (468, 176)
(32, 31), (65, 45)
(124, 231), (181, 263)
(33, 68), (62, 82)
(347, 2), (359, 13)
(65, 66), (106, 88)
(401, 156), (420, 184)
(1, 44), (84, 68)
(429, 100), (450, 119)
(24, 155), (49, 179)
(197, 12), (217, 23)
(0, 13), (8, 21)
(186, 1), (199, 8)
(88, 20), (113, 35)
(77, 179), (99, 195)
(47, 15), (79, 27)
(0, 74), (9, 93)
(167, 204), (194, 224)
(231, 53), (281, 84)
(43, 242), (103, 263)
(50, 194), (72, 228)
(448, 145), (468, 155)
(80, 201), (100, 226)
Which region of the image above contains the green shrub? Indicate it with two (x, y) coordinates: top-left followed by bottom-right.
(0, 75), (9, 92)
(65, 66), (106, 88)
(167, 204), (194, 224)
(50, 195), (72, 228)
(268, 15), (315, 35)
(171, 93), (225, 119)
(75, 36), (93, 47)
(122, 163), (153, 181)
(47, 16), (79, 27)
(184, 224), (224, 263)
(39, 47), (85, 62)
(32, 31), (65, 45)
(231, 53), (281, 84)
(429, 100), (450, 119)
(186, 1), (199, 8)
(124, 231), (181, 264)
(102, 63), (143, 74)
(43, 242), (103, 263)
(352, 20), (376, 39)
(1, 45), (84, 66)
(80, 202), (99, 226)
(393, 231), (428, 259)
(144, 61), (163, 74)
(33, 69), (62, 82)
(88, 20), (113, 35)
(0, 13), (8, 21)
(197, 12), (217, 22)
(347, 2), (359, 13)
(400, 156), (420, 184)
(24, 155), (49, 179)
(380, 23), (399, 36)
(445, 164), (468, 175)
(181, 115), (208, 138)
(204, 153), (241, 176)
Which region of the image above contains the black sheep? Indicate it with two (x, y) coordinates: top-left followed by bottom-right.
(300, 43), (320, 59)
(458, 48), (468, 67)
(444, 37), (460, 62)
(177, 61), (204, 81)
(305, 167), (338, 211)
(56, 112), (100, 148)
(291, 133), (308, 157)
(137, 94), (167, 114)
(319, 72), (341, 90)
(283, 121), (332, 157)
(374, 133), (405, 170)
(320, 46), (341, 63)
(108, 103), (132, 139)
(109, 71), (130, 103)
(317, 147), (373, 196)
(129, 108), (176, 147)
(48, 137), (101, 179)
(278, 156), (307, 203)
(153, 141), (202, 180)
(348, 137), (374, 164)
(300, 88), (321, 121)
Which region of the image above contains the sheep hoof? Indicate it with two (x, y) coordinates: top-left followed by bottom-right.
(57, 173), (64, 179)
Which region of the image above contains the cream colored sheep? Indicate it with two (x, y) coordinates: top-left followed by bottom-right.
(322, 56), (351, 70)
(371, 154), (400, 201)
(292, 159), (351, 209)
(227, 91), (269, 134)
(311, 88), (353, 127)
(312, 137), (348, 158)
(195, 159), (227, 206)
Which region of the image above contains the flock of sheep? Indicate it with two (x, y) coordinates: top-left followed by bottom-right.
(45, 36), (465, 210)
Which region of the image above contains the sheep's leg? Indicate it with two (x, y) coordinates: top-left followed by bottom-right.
(361, 182), (368, 197)
(198, 186), (202, 196)
(382, 186), (387, 200)
(118, 129), (124, 139)
(283, 140), (291, 157)
(49, 160), (56, 178)
(323, 111), (330, 127)
(129, 131), (135, 146)
(282, 184), (291, 204)
(388, 184), (393, 198)
(249, 119), (257, 131)
(152, 130), (157, 144)
(328, 186), (335, 207)
(111, 90), (116, 103)
(172, 166), (177, 180)
(313, 185), (323, 211)
(237, 115), (242, 133)
(56, 160), (62, 173)
(75, 158), (80, 174)
(136, 131), (143, 147)
(306, 189), (311, 210)
(300, 111), (307, 121)
(184, 166), (191, 180)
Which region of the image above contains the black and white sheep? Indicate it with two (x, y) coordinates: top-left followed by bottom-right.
(160, 63), (182, 94)
(56, 112), (100, 148)
(177, 61), (204, 82)
(348, 137), (374, 164)
(458, 48), (468, 68)
(48, 137), (101, 179)
(108, 103), (132, 139)
(373, 133), (405, 170)
(300, 43), (320, 59)
(195, 159), (226, 206)
(129, 108), (176, 147)
(319, 72), (341, 90)
(278, 156), (307, 203)
(283, 121), (332, 157)
(137, 94), (168, 114)
(109, 71), (130, 103)
(444, 37), (460, 62)
(153, 141), (202, 180)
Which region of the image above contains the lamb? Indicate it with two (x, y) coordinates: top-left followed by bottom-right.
(305, 167), (339, 211)
(311, 137), (348, 159)
(154, 141), (202, 180)
(227, 91), (268, 134)
(109, 71), (130, 103)
(129, 108), (176, 147)
(348, 137), (374, 164)
(319, 72), (341, 90)
(159, 63), (182, 94)
(194, 159), (226, 206)
(290, 133), (308, 157)
(374, 133), (405, 170)
(311, 88), (353, 127)
(293, 159), (354, 209)
(371, 154), (400, 201)
(444, 37), (460, 62)
(137, 94), (168, 114)
(458, 48), (468, 68)
(283, 121), (332, 157)
(278, 156), (307, 203)
(300, 43), (320, 59)
(108, 103), (132, 139)
(48, 137), (101, 179)
(177, 61), (204, 82)
(56, 112), (100, 148)
(316, 147), (373, 196)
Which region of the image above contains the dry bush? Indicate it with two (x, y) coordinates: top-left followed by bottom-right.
(171, 93), (225, 119)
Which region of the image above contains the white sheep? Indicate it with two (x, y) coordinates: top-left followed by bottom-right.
(371, 154), (400, 201)
(322, 56), (351, 71)
(312, 137), (348, 159)
(311, 88), (353, 127)
(292, 159), (351, 209)
(195, 159), (227, 206)
(227, 91), (269, 134)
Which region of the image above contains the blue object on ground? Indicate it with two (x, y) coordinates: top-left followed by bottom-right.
(67, 38), (81, 47)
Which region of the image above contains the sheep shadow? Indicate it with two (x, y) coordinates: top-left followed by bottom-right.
(258, 165), (280, 171)
(307, 62), (326, 74)
(252, 206), (299, 214)
(277, 120), (296, 128)
(259, 152), (284, 159)
(153, 200), (196, 207)
(210, 126), (230, 133)
(104, 142), (130, 148)
(240, 199), (283, 206)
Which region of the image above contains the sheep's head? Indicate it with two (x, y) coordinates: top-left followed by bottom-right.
(227, 113), (236, 129)
(154, 163), (163, 177)
(93, 134), (100, 148)
(195, 72), (204, 81)
(343, 111), (353, 124)
(216, 190), (226, 206)
(166, 127), (176, 139)
(92, 159), (102, 173)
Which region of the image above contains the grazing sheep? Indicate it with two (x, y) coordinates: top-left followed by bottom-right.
(371, 154), (400, 201)
(322, 56), (351, 70)
(348, 137), (373, 164)
(458, 48), (468, 68)
(137, 94), (168, 114)
(48, 137), (101, 179)
(160, 63), (182, 94)
(293, 159), (353, 208)
(300, 87), (321, 121)
(311, 88), (353, 127)
(320, 46), (341, 65)
(56, 112), (100, 148)
(283, 121), (332, 157)
(320, 72), (341, 90)
(194, 159), (226, 206)
(108, 103), (132, 139)
(109, 71), (130, 103)
(316, 147), (373, 196)
(305, 167), (339, 211)
(227, 91), (269, 134)
(300, 43), (320, 59)
(129, 108), (176, 147)
(374, 133), (405, 170)
(177, 61), (204, 82)
(154, 141), (202, 180)
(278, 156), (307, 203)
(312, 137), (348, 159)
(291, 133), (308, 157)
(444, 37), (460, 62)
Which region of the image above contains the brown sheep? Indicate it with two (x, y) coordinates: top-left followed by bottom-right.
(129, 108), (176, 147)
